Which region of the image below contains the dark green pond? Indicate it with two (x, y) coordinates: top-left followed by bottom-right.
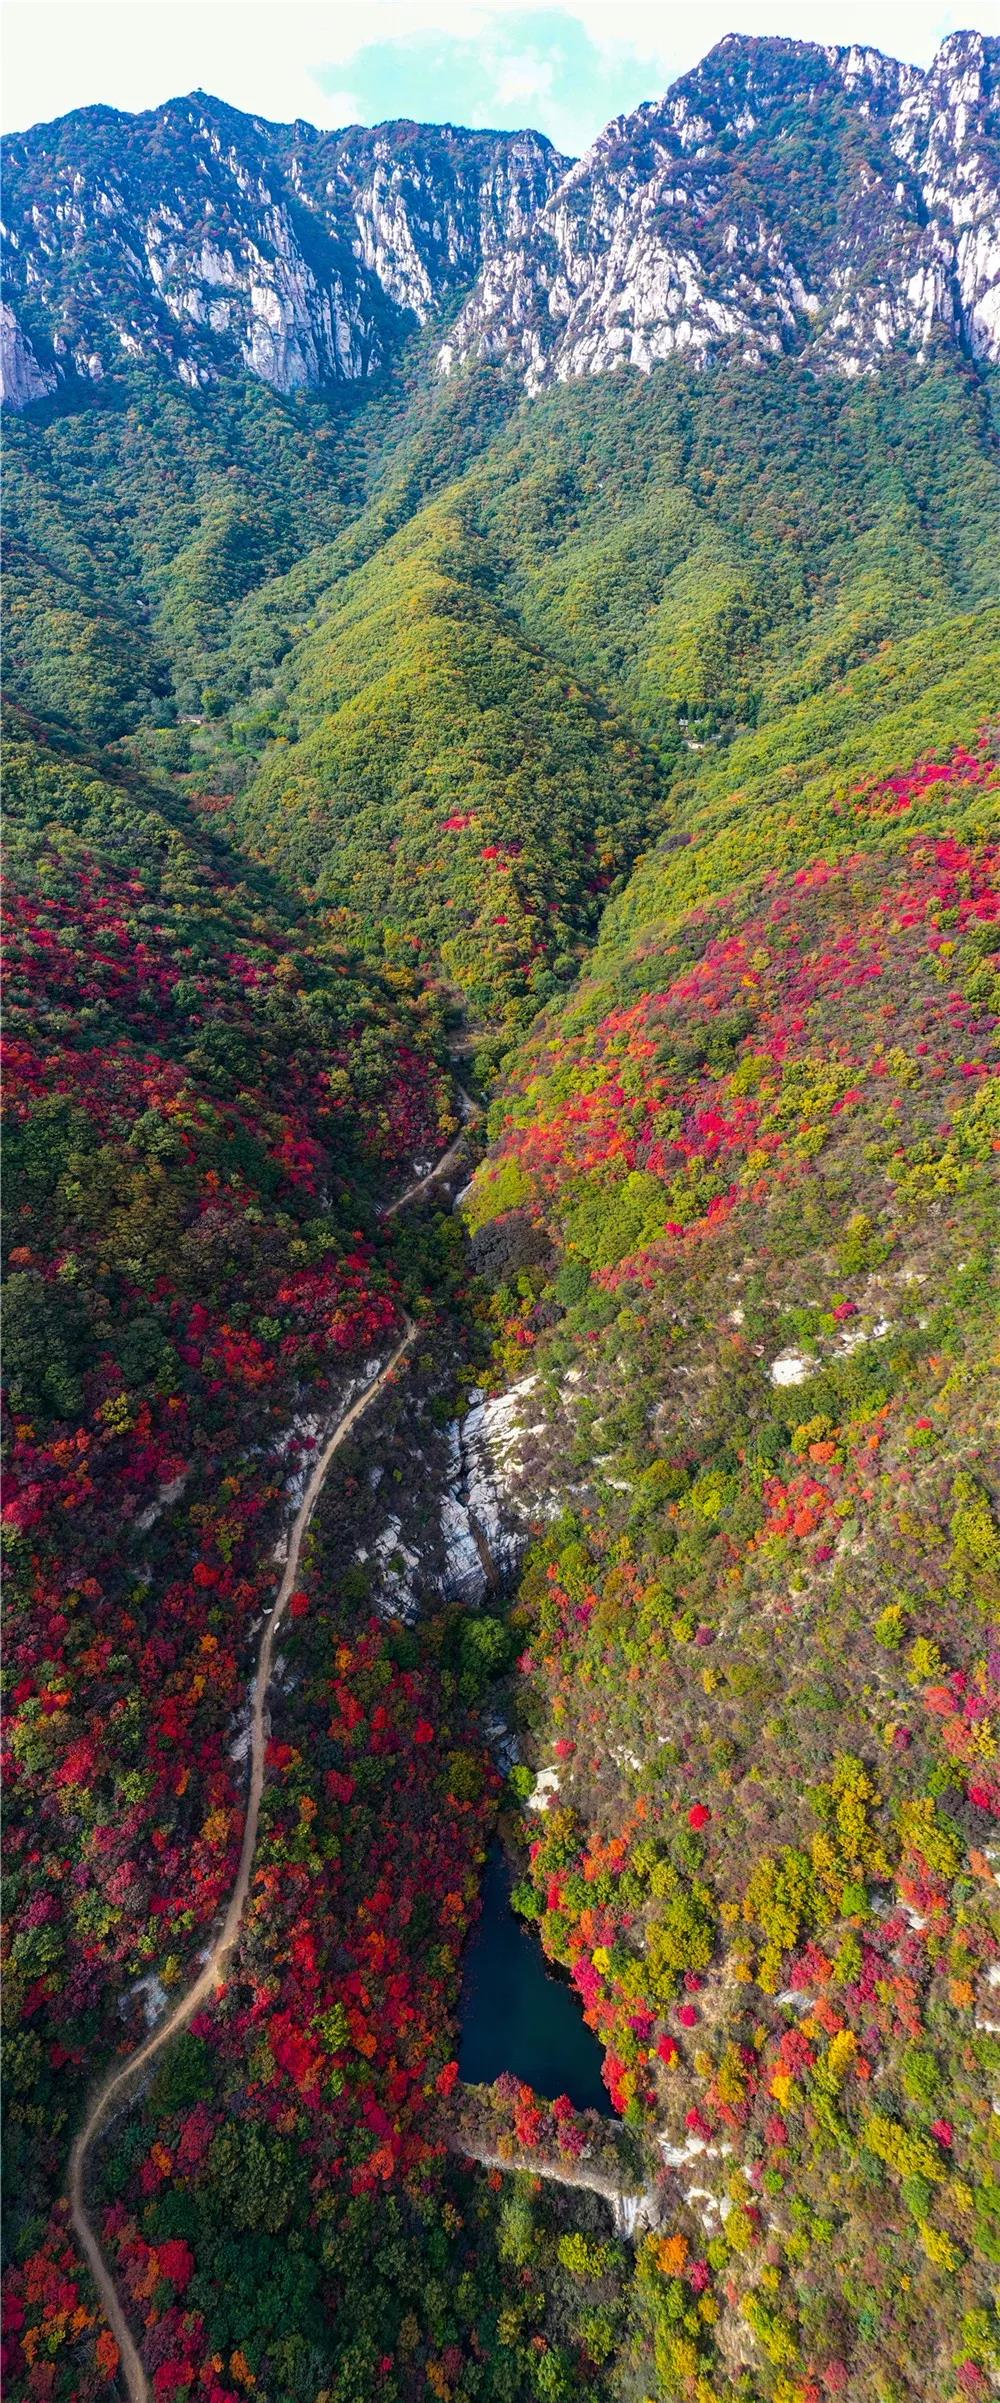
(458, 1844), (613, 2113)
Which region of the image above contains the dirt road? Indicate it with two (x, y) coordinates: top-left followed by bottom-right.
(67, 1079), (483, 2398)
(68, 1315), (417, 2400)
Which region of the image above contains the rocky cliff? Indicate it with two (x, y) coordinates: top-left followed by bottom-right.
(440, 30), (1000, 388)
(3, 31), (997, 409)
(0, 94), (564, 401)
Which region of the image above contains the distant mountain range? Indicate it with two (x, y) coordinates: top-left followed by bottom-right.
(3, 28), (998, 407)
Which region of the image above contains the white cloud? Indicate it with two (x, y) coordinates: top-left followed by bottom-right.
(312, 87), (364, 129)
(492, 57), (558, 110)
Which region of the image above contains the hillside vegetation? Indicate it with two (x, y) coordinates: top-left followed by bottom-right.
(235, 501), (661, 1030)
(1, 310), (998, 2403)
(2, 710), (450, 2212)
(465, 621), (1000, 2400)
(230, 359), (998, 1031)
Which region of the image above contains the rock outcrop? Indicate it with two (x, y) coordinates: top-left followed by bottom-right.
(0, 299), (58, 405)
(439, 30), (1000, 389)
(0, 95), (565, 402)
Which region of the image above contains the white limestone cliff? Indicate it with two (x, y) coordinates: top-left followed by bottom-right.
(439, 31), (1000, 392)
(0, 301), (57, 406)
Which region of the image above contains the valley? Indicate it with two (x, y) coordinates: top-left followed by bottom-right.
(2, 26), (999, 2403)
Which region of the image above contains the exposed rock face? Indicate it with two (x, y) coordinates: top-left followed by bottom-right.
(0, 95), (565, 403)
(890, 30), (1000, 363)
(440, 30), (1000, 390)
(438, 1378), (543, 1604)
(301, 1341), (558, 1628)
(4, 33), (996, 409)
(300, 123), (567, 325)
(0, 300), (58, 405)
(355, 1376), (545, 1624)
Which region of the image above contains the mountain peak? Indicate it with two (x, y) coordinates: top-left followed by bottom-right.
(2, 32), (997, 411)
(439, 29), (1000, 392)
(0, 97), (568, 405)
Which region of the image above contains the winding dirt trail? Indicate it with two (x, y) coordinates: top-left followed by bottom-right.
(380, 1084), (479, 1219)
(68, 1088), (480, 2401)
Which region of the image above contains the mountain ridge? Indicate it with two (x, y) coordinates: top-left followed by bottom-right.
(3, 28), (997, 409)
(0, 90), (566, 403)
(441, 27), (1000, 387)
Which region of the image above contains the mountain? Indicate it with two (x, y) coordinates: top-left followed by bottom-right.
(4, 32), (999, 411)
(3, 30), (1000, 2403)
(0, 96), (565, 400)
(443, 30), (1000, 388)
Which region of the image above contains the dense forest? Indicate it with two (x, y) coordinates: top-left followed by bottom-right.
(466, 639), (1000, 2398)
(2, 52), (999, 2402)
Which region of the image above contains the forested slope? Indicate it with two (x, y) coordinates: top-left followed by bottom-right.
(229, 354), (999, 1033)
(2, 710), (449, 2217)
(235, 500), (661, 1029)
(465, 617), (1000, 2400)
(9, 353), (996, 1036)
(0, 364), (516, 738)
(2, 136), (999, 2402)
(465, 362), (999, 736)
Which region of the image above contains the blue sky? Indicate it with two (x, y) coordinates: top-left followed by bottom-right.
(4, 0), (989, 146)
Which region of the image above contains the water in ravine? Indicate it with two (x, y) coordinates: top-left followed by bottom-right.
(457, 1843), (613, 2113)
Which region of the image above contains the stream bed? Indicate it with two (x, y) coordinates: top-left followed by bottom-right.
(457, 1843), (613, 2113)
